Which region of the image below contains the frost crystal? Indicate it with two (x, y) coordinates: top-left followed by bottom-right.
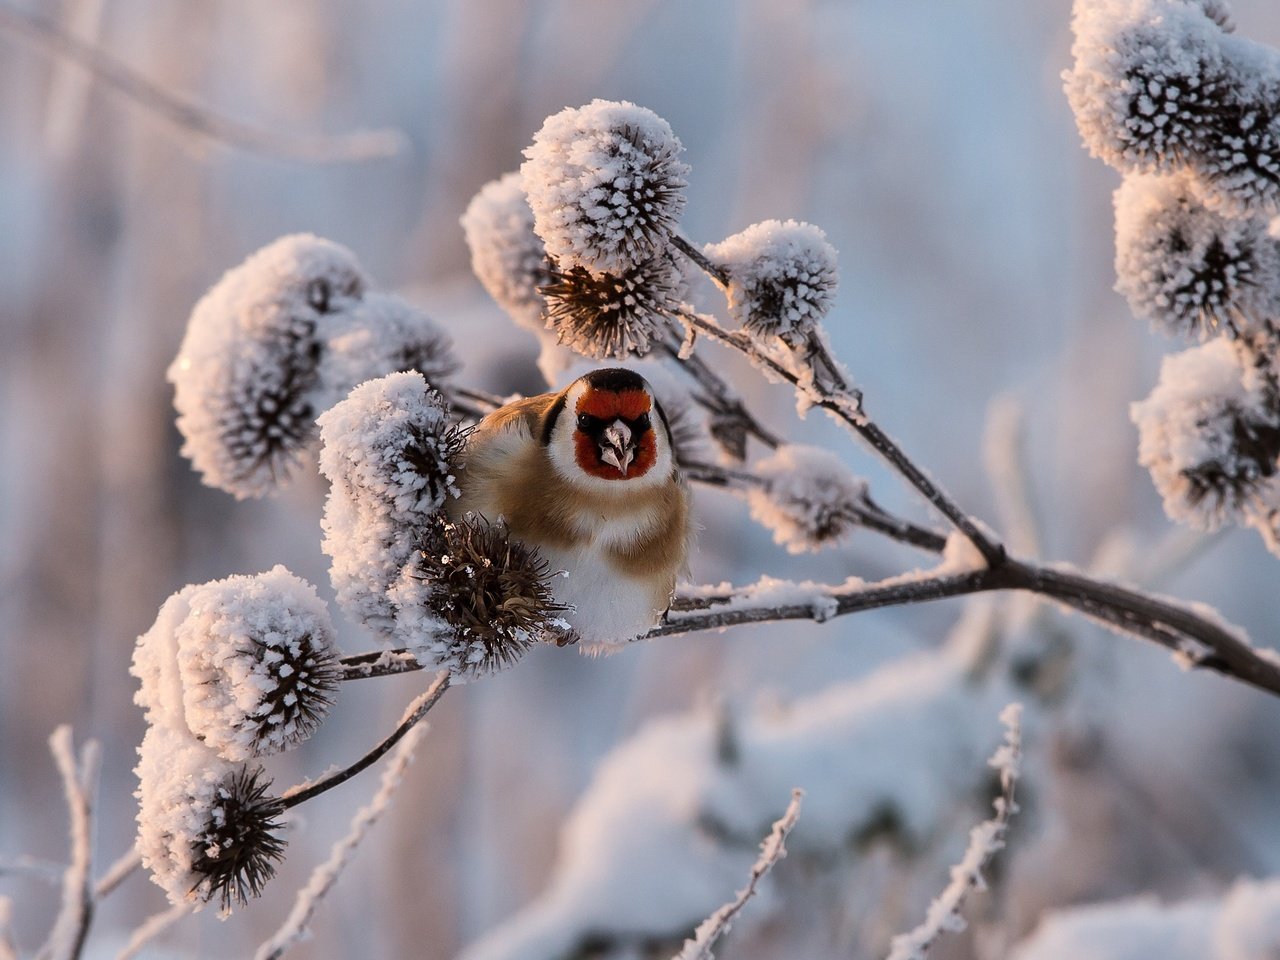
(174, 566), (339, 761)
(169, 234), (368, 499)
(522, 99), (689, 273)
(1065, 0), (1280, 216)
(135, 726), (284, 912)
(1114, 173), (1280, 339)
(705, 220), (838, 341)
(318, 372), (465, 636)
(318, 292), (460, 408)
(1131, 338), (1280, 528)
(460, 172), (550, 331)
(747, 445), (869, 553)
(389, 513), (567, 679)
(540, 253), (684, 359)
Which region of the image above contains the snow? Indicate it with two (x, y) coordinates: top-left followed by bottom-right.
(1065, 0), (1280, 216)
(1130, 337), (1280, 529)
(1011, 878), (1280, 960)
(460, 171), (548, 333)
(746, 444), (869, 553)
(133, 725), (241, 910)
(172, 566), (338, 761)
(317, 372), (459, 640)
(704, 220), (839, 340)
(522, 99), (690, 274)
(459, 643), (1011, 960)
(1113, 172), (1280, 339)
(168, 234), (368, 499)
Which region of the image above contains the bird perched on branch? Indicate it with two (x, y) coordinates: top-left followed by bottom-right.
(453, 368), (689, 649)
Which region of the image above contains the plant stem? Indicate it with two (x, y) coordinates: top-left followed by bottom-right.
(280, 672), (450, 809)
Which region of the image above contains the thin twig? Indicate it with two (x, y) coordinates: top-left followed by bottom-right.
(672, 789), (803, 960)
(0, 898), (17, 960)
(115, 903), (190, 960)
(37, 728), (101, 960)
(93, 845), (140, 900)
(0, 2), (406, 163)
(279, 671), (449, 808)
(256, 723), (427, 960)
(674, 307), (1007, 568)
(672, 234), (730, 288)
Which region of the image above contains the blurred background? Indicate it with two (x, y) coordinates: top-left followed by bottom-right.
(4, 0), (1280, 957)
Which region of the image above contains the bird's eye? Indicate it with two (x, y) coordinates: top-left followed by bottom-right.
(577, 413), (593, 430)
(634, 412), (651, 431)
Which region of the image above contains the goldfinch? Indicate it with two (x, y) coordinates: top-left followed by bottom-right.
(453, 368), (690, 648)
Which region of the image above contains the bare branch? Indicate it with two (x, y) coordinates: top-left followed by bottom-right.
(0, 2), (407, 163)
(115, 904), (190, 960)
(279, 671), (449, 808)
(93, 845), (140, 900)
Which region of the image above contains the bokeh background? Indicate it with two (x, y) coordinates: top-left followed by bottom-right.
(4, 1), (1280, 957)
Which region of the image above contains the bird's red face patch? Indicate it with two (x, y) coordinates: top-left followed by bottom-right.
(573, 388), (658, 481)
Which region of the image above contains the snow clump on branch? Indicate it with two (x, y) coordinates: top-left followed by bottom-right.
(460, 171), (549, 331)
(522, 99), (689, 274)
(705, 220), (838, 342)
(1131, 337), (1280, 529)
(1114, 172), (1280, 340)
(747, 444), (869, 553)
(1064, 0), (1280, 216)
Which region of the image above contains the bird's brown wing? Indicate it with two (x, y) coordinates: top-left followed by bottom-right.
(471, 391), (562, 442)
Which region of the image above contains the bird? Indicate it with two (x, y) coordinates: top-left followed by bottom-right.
(451, 367), (690, 649)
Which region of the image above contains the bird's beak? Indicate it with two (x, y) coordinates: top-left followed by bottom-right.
(599, 419), (635, 476)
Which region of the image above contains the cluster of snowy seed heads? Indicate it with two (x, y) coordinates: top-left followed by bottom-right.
(169, 234), (458, 500)
(1068, 0), (1280, 548)
(132, 566), (338, 910)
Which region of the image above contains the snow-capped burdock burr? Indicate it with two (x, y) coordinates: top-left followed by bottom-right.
(389, 513), (569, 678)
(1114, 173), (1280, 340)
(460, 171), (550, 331)
(747, 444), (869, 553)
(173, 566), (340, 762)
(705, 220), (838, 343)
(135, 726), (286, 912)
(169, 234), (369, 499)
(317, 372), (466, 639)
(1131, 338), (1280, 529)
(1064, 0), (1280, 216)
(522, 99), (690, 274)
(540, 253), (685, 359)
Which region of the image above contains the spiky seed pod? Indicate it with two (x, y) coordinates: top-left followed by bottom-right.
(705, 220), (839, 342)
(1114, 173), (1280, 339)
(174, 566), (339, 761)
(169, 234), (369, 499)
(747, 445), (870, 553)
(318, 373), (465, 636)
(135, 727), (285, 913)
(460, 172), (551, 330)
(389, 513), (569, 679)
(1065, 0), (1280, 215)
(1195, 0), (1234, 32)
(541, 254), (684, 360)
(522, 99), (690, 274)
(189, 765), (286, 912)
(1132, 338), (1280, 528)
(318, 292), (460, 408)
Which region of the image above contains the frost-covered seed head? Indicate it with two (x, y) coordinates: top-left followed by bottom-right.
(1195, 0), (1234, 31)
(1132, 338), (1280, 527)
(705, 220), (839, 342)
(1065, 0), (1280, 215)
(522, 99), (689, 273)
(318, 373), (465, 635)
(189, 765), (286, 912)
(175, 566), (339, 761)
(460, 172), (551, 330)
(747, 445), (869, 553)
(541, 254), (684, 360)
(1114, 173), (1280, 339)
(169, 234), (369, 499)
(396, 514), (568, 678)
(135, 726), (284, 913)
(318, 292), (460, 408)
